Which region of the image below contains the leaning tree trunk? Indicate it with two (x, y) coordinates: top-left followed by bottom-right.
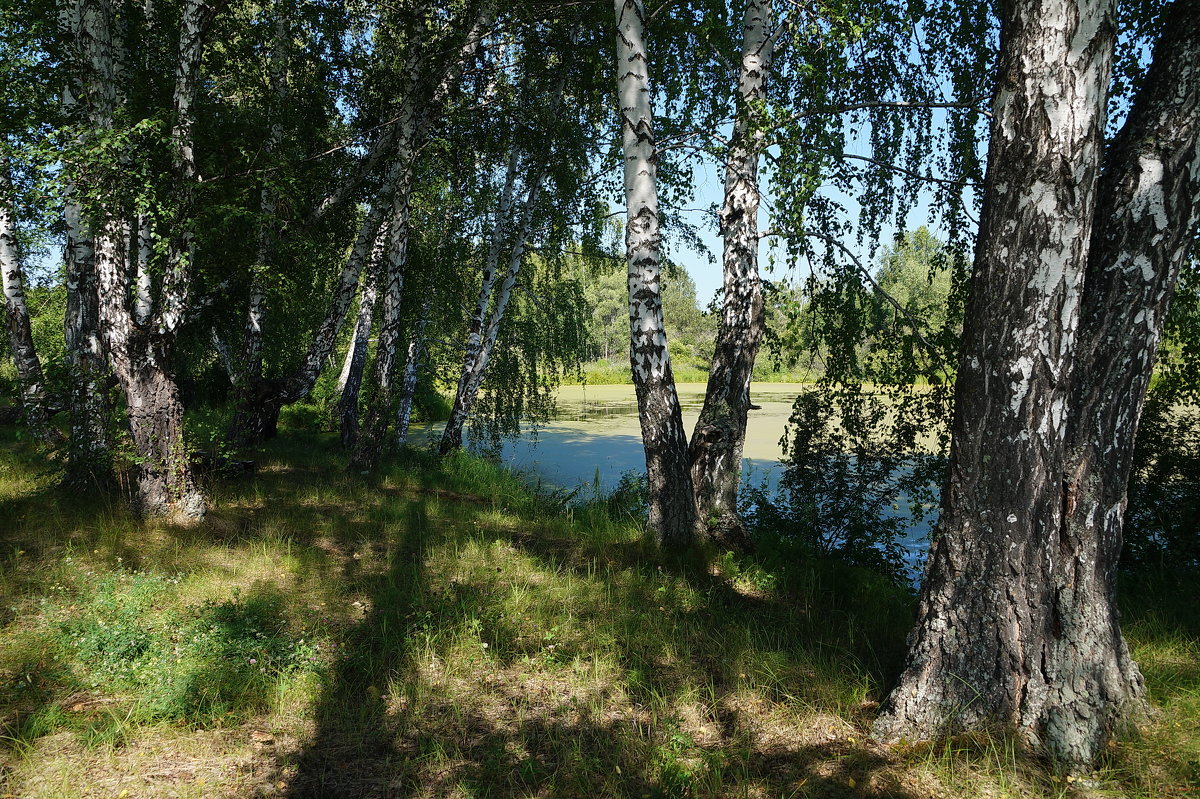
(689, 0), (775, 552)
(350, 10), (494, 468)
(1054, 0), (1200, 760)
(395, 303), (431, 447)
(440, 161), (546, 454)
(350, 129), (417, 470)
(338, 213), (390, 448)
(1, 151), (55, 443)
(437, 150), (518, 454)
(614, 0), (696, 548)
(873, 0), (1118, 768)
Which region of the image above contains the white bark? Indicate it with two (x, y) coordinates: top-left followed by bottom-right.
(614, 0), (696, 546)
(57, 0), (111, 478)
(351, 6), (496, 467)
(873, 0), (1119, 767)
(337, 214), (390, 447)
(440, 156), (547, 454)
(395, 305), (431, 447)
(1, 151), (54, 443)
(134, 213), (154, 326)
(690, 0), (775, 550)
(159, 0), (207, 337)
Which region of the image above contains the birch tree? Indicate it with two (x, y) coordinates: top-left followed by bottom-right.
(57, 0), (113, 481)
(74, 0), (221, 518)
(688, 0), (777, 550)
(0, 150), (54, 443)
(872, 0), (1200, 767)
(350, 4), (496, 469)
(439, 155), (550, 454)
(614, 0), (697, 547)
(229, 7), (291, 446)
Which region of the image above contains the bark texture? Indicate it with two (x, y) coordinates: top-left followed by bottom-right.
(1, 152), (55, 443)
(338, 214), (389, 448)
(395, 304), (430, 447)
(689, 0), (774, 552)
(1056, 0), (1200, 758)
(873, 0), (1120, 767)
(350, 128), (418, 470)
(86, 0), (214, 519)
(229, 10), (289, 446)
(59, 0), (112, 480)
(615, 0), (696, 548)
(351, 8), (494, 469)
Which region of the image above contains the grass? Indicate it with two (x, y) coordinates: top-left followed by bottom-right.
(0, 427), (1197, 798)
(569, 359), (817, 386)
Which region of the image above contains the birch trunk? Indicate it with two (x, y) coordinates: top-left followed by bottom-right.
(230, 11), (289, 446)
(349, 123), (417, 469)
(349, 10), (494, 468)
(614, 0), (695, 547)
(59, 0), (112, 480)
(89, 0), (211, 519)
(440, 160), (545, 454)
(338, 214), (389, 448)
(395, 305), (431, 447)
(689, 0), (774, 552)
(1, 152), (55, 443)
(1052, 0), (1200, 761)
(872, 0), (1117, 766)
(134, 213), (154, 326)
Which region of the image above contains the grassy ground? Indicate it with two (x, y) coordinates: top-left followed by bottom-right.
(568, 359), (816, 387)
(0, 429), (1197, 798)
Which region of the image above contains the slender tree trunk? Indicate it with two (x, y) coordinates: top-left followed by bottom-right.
(614, 0), (695, 547)
(59, 0), (112, 481)
(395, 305), (431, 447)
(873, 0), (1117, 767)
(338, 213), (389, 448)
(350, 10), (494, 468)
(134, 212), (154, 326)
(689, 0), (775, 552)
(350, 125), (417, 469)
(230, 11), (289, 446)
(1, 152), (55, 443)
(440, 160), (546, 454)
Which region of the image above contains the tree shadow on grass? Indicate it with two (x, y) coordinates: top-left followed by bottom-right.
(265, 465), (924, 799)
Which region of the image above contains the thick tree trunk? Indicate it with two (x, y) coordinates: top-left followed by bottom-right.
(689, 0), (774, 552)
(614, 0), (696, 548)
(96, 223), (207, 518)
(873, 0), (1118, 767)
(1055, 0), (1200, 759)
(1, 152), (55, 443)
(338, 214), (389, 448)
(86, 0), (212, 519)
(440, 161), (546, 455)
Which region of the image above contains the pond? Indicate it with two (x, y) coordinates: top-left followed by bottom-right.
(414, 382), (934, 577)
